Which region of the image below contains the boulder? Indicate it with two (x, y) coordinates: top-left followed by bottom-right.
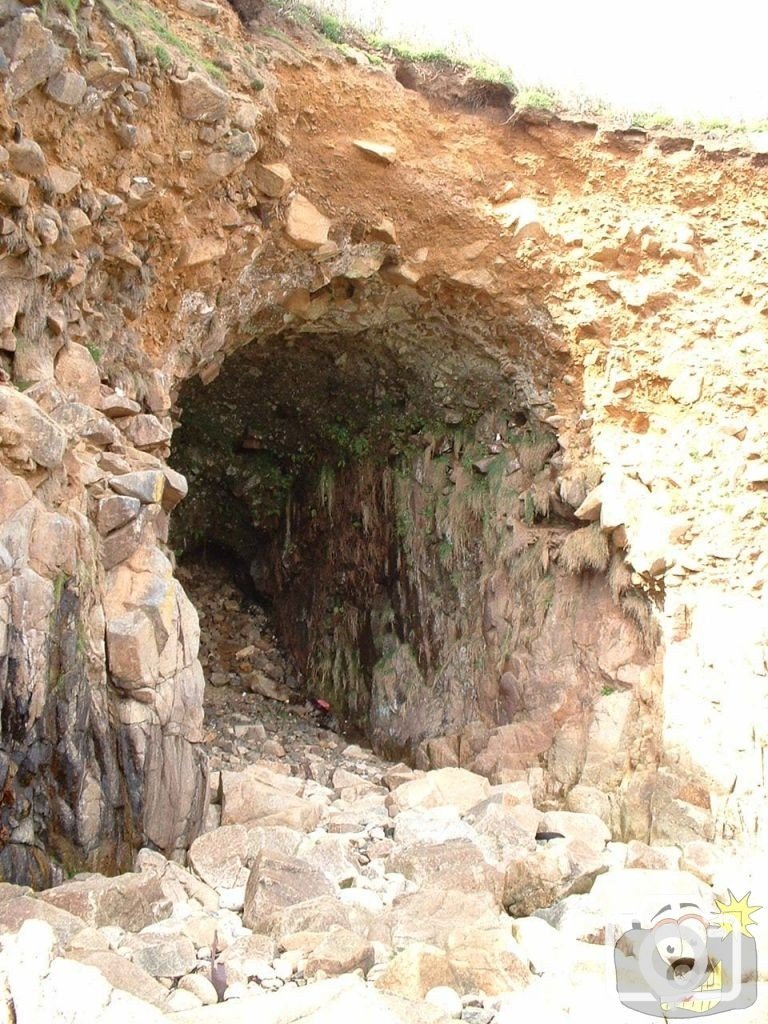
(0, 388), (67, 468)
(242, 852), (336, 931)
(386, 839), (504, 903)
(46, 69), (88, 106)
(37, 871), (171, 931)
(538, 811), (611, 854)
(262, 896), (351, 944)
(251, 161), (293, 198)
(220, 764), (322, 831)
(53, 342), (101, 407)
(0, 895), (85, 951)
(188, 823), (250, 890)
(503, 840), (607, 917)
(370, 889), (501, 951)
(109, 470), (166, 504)
(65, 949), (170, 1008)
(173, 71), (229, 122)
(0, 12), (65, 100)
(304, 926), (375, 978)
(0, 919), (168, 1024)
(385, 768), (490, 817)
(120, 932), (197, 978)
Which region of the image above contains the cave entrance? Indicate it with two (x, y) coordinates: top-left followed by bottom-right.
(168, 314), (565, 759)
(168, 288), (655, 781)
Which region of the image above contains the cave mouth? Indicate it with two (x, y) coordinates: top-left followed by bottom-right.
(169, 313), (654, 775)
(170, 320), (542, 746)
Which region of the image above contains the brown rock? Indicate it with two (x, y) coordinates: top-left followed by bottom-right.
(46, 70), (88, 106)
(6, 139), (47, 176)
(54, 343), (102, 407)
(374, 943), (458, 1000)
(188, 823), (250, 890)
(0, 12), (66, 100)
(46, 164), (82, 195)
(176, 237), (227, 267)
(352, 139), (397, 164)
(97, 494), (141, 535)
(0, 895), (85, 951)
(121, 932), (197, 978)
(285, 194), (331, 251)
(386, 839), (504, 902)
(37, 871), (171, 930)
(242, 852), (336, 931)
(178, 0), (220, 19)
(109, 470), (166, 504)
(370, 889), (501, 950)
(263, 895), (351, 943)
(305, 926), (375, 977)
(0, 172), (30, 207)
(65, 949), (170, 1008)
(0, 388), (67, 468)
(386, 768), (490, 817)
(116, 413), (172, 449)
(220, 764), (322, 831)
(173, 71), (229, 122)
(251, 161), (293, 198)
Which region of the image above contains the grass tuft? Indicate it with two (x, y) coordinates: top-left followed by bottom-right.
(559, 522), (610, 574)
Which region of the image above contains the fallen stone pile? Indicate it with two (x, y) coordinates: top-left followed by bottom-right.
(6, 559), (761, 1021)
(1, 747), (765, 1022)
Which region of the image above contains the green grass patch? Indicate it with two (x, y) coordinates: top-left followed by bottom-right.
(98, 0), (227, 81)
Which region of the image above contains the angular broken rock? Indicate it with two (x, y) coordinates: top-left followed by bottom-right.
(0, 388), (67, 468)
(54, 342), (102, 407)
(97, 494), (141, 535)
(109, 469), (166, 504)
(173, 71), (229, 122)
(304, 926), (375, 978)
(219, 763), (323, 831)
(387, 838), (504, 902)
(46, 69), (88, 107)
(242, 852), (336, 931)
(386, 767), (490, 817)
(0, 12), (66, 100)
(176, 237), (227, 267)
(251, 161), (293, 198)
(352, 139), (397, 164)
(37, 871), (171, 930)
(285, 193), (331, 251)
(120, 932), (197, 979)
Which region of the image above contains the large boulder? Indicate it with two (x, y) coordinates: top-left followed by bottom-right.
(37, 871), (171, 930)
(242, 852), (336, 931)
(385, 768), (490, 817)
(386, 838), (504, 903)
(220, 765), (322, 831)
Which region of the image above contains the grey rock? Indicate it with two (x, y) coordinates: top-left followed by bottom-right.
(0, 12), (66, 100)
(173, 71), (229, 122)
(46, 69), (87, 106)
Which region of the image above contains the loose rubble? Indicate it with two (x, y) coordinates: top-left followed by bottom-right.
(2, 559), (764, 1021)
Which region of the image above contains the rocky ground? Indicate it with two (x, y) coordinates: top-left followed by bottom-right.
(1, 560), (766, 1023)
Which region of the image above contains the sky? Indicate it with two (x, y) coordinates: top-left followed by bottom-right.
(309, 0), (768, 121)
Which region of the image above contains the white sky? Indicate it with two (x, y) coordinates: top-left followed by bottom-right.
(310, 0), (768, 120)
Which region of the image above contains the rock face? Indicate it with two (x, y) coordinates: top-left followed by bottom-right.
(0, 0), (766, 890)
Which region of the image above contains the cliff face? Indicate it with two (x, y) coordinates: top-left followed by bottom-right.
(0, 0), (767, 885)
